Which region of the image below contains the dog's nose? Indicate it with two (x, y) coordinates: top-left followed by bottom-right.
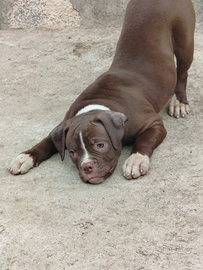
(82, 161), (94, 175)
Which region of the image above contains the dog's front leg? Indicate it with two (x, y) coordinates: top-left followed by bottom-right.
(123, 121), (167, 180)
(9, 135), (58, 175)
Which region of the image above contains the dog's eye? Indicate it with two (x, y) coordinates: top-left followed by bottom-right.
(93, 141), (109, 153)
(69, 149), (75, 156)
(96, 143), (105, 149)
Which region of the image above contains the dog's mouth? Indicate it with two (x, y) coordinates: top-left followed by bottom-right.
(79, 164), (114, 184)
(84, 176), (105, 184)
(79, 169), (110, 184)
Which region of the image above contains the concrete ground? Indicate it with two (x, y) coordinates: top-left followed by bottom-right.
(1, 24), (203, 270)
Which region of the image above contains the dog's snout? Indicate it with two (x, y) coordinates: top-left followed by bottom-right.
(82, 160), (94, 175)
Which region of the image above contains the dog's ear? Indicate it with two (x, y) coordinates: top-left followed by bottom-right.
(94, 111), (127, 149)
(49, 120), (70, 161)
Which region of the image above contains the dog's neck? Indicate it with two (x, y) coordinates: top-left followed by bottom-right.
(76, 104), (110, 116)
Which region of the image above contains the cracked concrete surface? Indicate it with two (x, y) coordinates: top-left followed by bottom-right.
(1, 4), (203, 270)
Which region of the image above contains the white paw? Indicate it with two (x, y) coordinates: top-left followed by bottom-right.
(9, 153), (34, 175)
(122, 153), (150, 180)
(169, 94), (190, 118)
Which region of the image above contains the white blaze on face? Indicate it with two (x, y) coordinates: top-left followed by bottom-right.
(79, 132), (91, 164)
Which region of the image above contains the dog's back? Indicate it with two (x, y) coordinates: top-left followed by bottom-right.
(109, 0), (195, 113)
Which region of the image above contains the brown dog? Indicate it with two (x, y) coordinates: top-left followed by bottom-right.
(9, 0), (195, 184)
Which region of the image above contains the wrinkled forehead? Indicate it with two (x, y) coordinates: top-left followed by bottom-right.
(66, 120), (109, 144)
(83, 121), (109, 139)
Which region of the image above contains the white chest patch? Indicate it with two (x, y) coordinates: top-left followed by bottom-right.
(76, 104), (110, 116)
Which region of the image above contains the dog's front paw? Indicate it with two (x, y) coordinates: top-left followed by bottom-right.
(9, 153), (34, 175)
(122, 153), (150, 180)
(169, 94), (190, 119)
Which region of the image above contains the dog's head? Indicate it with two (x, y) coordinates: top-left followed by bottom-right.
(50, 110), (127, 184)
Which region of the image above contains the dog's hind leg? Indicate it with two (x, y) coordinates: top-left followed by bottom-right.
(169, 1), (195, 118)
